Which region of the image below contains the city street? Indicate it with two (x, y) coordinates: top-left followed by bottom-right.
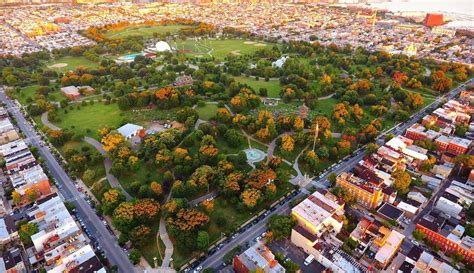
(0, 88), (136, 273)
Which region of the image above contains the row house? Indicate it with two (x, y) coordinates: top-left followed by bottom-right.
(415, 210), (474, 264)
(0, 140), (37, 174)
(398, 245), (459, 273)
(350, 217), (405, 269)
(25, 194), (105, 273)
(435, 135), (472, 156)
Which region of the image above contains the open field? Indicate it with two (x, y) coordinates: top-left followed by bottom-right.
(46, 56), (99, 72)
(195, 103), (218, 120)
(15, 85), (62, 105)
(104, 24), (184, 39)
(54, 103), (123, 139)
(234, 76), (281, 98)
(173, 39), (271, 60)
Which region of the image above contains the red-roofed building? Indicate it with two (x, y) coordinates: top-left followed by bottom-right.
(424, 13), (444, 27)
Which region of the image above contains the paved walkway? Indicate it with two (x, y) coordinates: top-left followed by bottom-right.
(318, 93), (335, 100)
(189, 190), (218, 206)
(41, 112), (61, 130)
(83, 137), (133, 201)
(159, 192), (174, 268)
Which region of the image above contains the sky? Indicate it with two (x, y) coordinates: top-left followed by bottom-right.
(371, 0), (474, 18)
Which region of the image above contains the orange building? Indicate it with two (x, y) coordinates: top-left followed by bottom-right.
(336, 172), (384, 209)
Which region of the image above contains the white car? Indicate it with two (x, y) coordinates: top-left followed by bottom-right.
(194, 265), (202, 273)
(411, 240), (419, 246)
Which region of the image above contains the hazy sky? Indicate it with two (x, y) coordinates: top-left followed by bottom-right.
(372, 0), (473, 18)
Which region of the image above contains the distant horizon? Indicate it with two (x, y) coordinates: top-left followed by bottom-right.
(368, 0), (473, 19)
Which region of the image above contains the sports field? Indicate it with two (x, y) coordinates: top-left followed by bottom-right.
(174, 39), (270, 60)
(46, 56), (99, 72)
(104, 25), (184, 39)
(234, 76), (281, 98)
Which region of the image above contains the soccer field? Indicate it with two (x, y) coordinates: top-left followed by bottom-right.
(104, 25), (184, 39)
(174, 39), (271, 60)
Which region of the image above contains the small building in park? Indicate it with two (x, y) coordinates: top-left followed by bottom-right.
(60, 86), (80, 100)
(117, 123), (144, 140)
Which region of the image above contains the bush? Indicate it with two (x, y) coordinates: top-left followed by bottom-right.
(128, 249), (141, 265)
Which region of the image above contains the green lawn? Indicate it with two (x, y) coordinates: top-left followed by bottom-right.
(174, 39), (271, 60)
(54, 102), (123, 139)
(234, 76), (281, 98)
(140, 221), (163, 268)
(118, 161), (164, 197)
(104, 24), (184, 39)
(299, 158), (331, 177)
(195, 104), (218, 121)
(13, 85), (61, 105)
(46, 56), (99, 72)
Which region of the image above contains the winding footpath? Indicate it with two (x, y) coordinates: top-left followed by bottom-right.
(41, 112), (61, 130)
(41, 112), (134, 201)
(83, 137), (133, 201)
(159, 192), (174, 268)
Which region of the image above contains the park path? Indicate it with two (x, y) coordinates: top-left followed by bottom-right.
(159, 192), (174, 268)
(83, 137), (133, 201)
(318, 93), (335, 100)
(41, 112), (61, 130)
(189, 190), (218, 207)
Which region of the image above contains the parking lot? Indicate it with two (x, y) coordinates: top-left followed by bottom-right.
(267, 239), (326, 273)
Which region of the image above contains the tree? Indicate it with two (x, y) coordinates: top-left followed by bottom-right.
(102, 188), (125, 215)
(196, 230), (210, 250)
(366, 143), (379, 155)
(133, 199), (160, 223)
(352, 104), (364, 122)
(412, 229), (426, 241)
(19, 223), (38, 246)
(101, 133), (125, 152)
(12, 191), (21, 204)
(150, 182), (163, 197)
(25, 188), (38, 202)
(129, 225), (152, 247)
(393, 170), (412, 194)
(83, 169), (96, 184)
(112, 202), (136, 232)
(332, 103), (349, 125)
(129, 249), (141, 265)
(246, 168), (277, 190)
(268, 215), (296, 240)
(201, 199), (214, 212)
(280, 134), (295, 153)
(169, 209), (209, 232)
(241, 188), (261, 209)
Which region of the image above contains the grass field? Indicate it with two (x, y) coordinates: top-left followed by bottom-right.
(174, 39), (270, 60)
(54, 103), (124, 139)
(234, 76), (281, 98)
(104, 25), (184, 39)
(15, 85), (62, 105)
(195, 104), (218, 120)
(46, 56), (99, 72)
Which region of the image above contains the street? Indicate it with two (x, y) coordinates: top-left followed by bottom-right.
(0, 89), (136, 273)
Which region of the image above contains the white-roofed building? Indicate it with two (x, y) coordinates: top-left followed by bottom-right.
(117, 123), (143, 140)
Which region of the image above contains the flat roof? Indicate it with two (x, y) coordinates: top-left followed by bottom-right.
(377, 203), (404, 220)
